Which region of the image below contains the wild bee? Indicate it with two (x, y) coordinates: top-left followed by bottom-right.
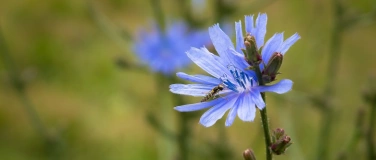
(201, 84), (225, 102)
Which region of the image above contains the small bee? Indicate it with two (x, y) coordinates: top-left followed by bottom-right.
(201, 84), (225, 102)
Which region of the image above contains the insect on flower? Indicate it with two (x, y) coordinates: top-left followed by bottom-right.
(170, 13), (299, 127)
(200, 84), (225, 102)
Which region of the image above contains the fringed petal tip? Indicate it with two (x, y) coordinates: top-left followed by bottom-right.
(209, 24), (221, 31)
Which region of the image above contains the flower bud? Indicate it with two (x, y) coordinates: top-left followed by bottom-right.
(272, 128), (285, 142)
(262, 52), (283, 83)
(242, 34), (261, 67)
(243, 149), (256, 160)
(270, 128), (292, 155)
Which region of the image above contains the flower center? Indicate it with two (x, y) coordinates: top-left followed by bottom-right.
(220, 66), (255, 93)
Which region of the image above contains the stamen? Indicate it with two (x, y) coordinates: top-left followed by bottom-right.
(220, 74), (238, 92)
(224, 65), (254, 92)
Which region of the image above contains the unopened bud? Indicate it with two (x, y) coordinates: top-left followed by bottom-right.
(243, 149), (256, 160)
(272, 128), (285, 142)
(270, 128), (292, 155)
(242, 34), (261, 67)
(262, 52), (283, 83)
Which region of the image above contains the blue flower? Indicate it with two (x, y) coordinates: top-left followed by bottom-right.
(169, 13), (299, 127)
(133, 21), (209, 75)
(233, 13), (301, 72)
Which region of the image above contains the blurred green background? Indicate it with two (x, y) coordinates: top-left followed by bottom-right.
(0, 0), (375, 160)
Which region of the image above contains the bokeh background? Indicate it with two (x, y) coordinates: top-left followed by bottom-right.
(0, 0), (375, 160)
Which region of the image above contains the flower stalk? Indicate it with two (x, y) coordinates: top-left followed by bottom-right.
(149, 0), (166, 33)
(0, 28), (49, 139)
(244, 33), (273, 159)
(254, 65), (273, 160)
(170, 76), (191, 160)
(316, 0), (344, 159)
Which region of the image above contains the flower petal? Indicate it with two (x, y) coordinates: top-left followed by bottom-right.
(237, 93), (256, 121)
(225, 48), (250, 71)
(277, 33), (300, 55)
(261, 33), (284, 70)
(235, 21), (245, 53)
(255, 13), (267, 49)
(166, 21), (187, 40)
(250, 90), (265, 110)
(186, 47), (231, 78)
(208, 24), (235, 58)
(176, 72), (221, 85)
(170, 84), (215, 96)
(175, 98), (224, 112)
(225, 101), (239, 126)
(208, 24), (246, 68)
(245, 15), (254, 35)
(256, 79), (293, 94)
(199, 95), (237, 127)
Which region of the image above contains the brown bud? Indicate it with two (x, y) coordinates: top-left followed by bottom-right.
(243, 149), (256, 160)
(262, 52), (283, 83)
(270, 128), (292, 155)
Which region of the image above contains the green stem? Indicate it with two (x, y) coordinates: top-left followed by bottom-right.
(149, 0), (166, 33)
(170, 77), (190, 160)
(176, 104), (189, 160)
(0, 28), (49, 139)
(336, 108), (364, 160)
(146, 111), (177, 140)
(255, 66), (272, 160)
(153, 74), (175, 160)
(316, 107), (334, 160)
(316, 0), (343, 159)
(367, 103), (376, 160)
(17, 90), (49, 138)
(178, 0), (196, 27)
(259, 93), (272, 160)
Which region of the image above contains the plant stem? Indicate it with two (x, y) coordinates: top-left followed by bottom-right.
(0, 28), (49, 139)
(254, 66), (272, 160)
(170, 77), (190, 160)
(315, 0), (343, 159)
(153, 74), (175, 160)
(149, 0), (165, 33)
(259, 93), (272, 160)
(336, 108), (365, 160)
(367, 103), (376, 160)
(176, 102), (190, 160)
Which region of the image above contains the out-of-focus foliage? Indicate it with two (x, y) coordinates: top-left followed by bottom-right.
(0, 0), (375, 160)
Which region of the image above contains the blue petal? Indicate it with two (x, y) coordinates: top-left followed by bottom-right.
(261, 33), (284, 70)
(199, 95), (237, 127)
(166, 21), (187, 40)
(235, 21), (245, 53)
(225, 48), (249, 71)
(176, 72), (221, 85)
(170, 84), (214, 96)
(186, 47), (231, 78)
(256, 79), (293, 94)
(133, 21), (209, 75)
(255, 13), (267, 49)
(237, 93), (256, 121)
(175, 98), (224, 112)
(277, 33), (300, 55)
(244, 15), (254, 34)
(208, 24), (236, 63)
(250, 90), (265, 109)
(209, 24), (234, 52)
(225, 98), (239, 126)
